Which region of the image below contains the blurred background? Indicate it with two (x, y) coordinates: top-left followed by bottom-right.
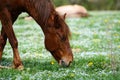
(53, 0), (120, 10)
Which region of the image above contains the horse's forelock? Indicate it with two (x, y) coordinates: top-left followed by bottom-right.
(55, 14), (71, 40)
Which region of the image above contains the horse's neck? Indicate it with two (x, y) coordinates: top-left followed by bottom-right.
(24, 0), (54, 32)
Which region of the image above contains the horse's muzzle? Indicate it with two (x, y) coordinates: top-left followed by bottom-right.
(59, 60), (72, 67)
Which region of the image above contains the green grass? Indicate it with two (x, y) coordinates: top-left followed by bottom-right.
(0, 11), (120, 80)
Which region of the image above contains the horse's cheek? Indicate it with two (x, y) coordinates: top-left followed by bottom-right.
(45, 36), (58, 51)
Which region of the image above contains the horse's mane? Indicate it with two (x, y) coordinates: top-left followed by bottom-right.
(30, 0), (70, 39)
(29, 0), (53, 23)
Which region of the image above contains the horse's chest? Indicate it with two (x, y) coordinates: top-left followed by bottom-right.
(0, 0), (23, 12)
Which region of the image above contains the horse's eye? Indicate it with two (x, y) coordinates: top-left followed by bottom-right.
(61, 36), (66, 41)
(57, 33), (66, 42)
(55, 24), (60, 29)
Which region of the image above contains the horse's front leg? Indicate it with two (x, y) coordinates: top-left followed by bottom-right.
(0, 27), (7, 60)
(0, 8), (23, 69)
(0, 35), (4, 60)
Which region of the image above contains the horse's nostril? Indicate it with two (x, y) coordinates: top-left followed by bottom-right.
(61, 60), (65, 65)
(61, 60), (71, 67)
(61, 60), (68, 67)
(60, 59), (72, 67)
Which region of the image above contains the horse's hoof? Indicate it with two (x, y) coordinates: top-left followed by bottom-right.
(17, 65), (24, 70)
(11, 64), (24, 70)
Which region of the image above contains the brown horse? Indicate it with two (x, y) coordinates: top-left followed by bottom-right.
(0, 0), (73, 69)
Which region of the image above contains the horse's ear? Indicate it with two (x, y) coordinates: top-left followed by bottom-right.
(63, 13), (67, 20)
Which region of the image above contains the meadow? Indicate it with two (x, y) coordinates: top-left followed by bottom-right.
(0, 11), (120, 80)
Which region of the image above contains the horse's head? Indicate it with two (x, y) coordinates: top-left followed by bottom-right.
(44, 13), (73, 67)
(25, 0), (73, 67)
